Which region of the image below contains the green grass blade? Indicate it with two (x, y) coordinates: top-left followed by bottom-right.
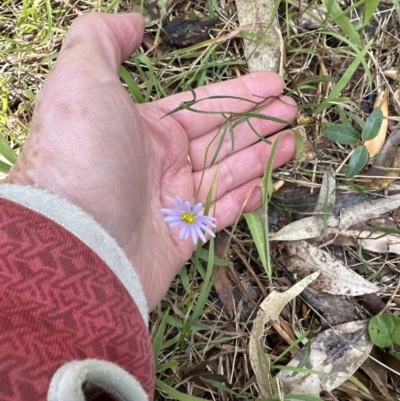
(0, 160), (12, 173)
(0, 133), (17, 165)
(119, 66), (145, 103)
(152, 308), (170, 364)
(314, 40), (373, 114)
(179, 266), (192, 295)
(189, 237), (215, 325)
(156, 379), (207, 400)
(243, 211), (269, 278)
(362, 0), (380, 27)
(324, 0), (362, 47)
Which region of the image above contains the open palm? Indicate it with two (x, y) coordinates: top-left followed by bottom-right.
(8, 13), (297, 310)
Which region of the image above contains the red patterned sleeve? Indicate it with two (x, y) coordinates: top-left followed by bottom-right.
(0, 197), (155, 400)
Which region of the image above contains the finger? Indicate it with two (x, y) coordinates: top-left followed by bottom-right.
(57, 13), (144, 72)
(189, 96), (297, 170)
(193, 131), (296, 203)
(156, 71), (287, 139)
(212, 178), (265, 232)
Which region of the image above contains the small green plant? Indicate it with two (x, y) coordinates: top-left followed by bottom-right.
(368, 313), (400, 359)
(322, 107), (384, 178)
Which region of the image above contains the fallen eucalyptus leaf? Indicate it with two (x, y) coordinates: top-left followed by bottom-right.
(249, 272), (320, 399)
(338, 193), (400, 231)
(276, 320), (373, 396)
(270, 216), (325, 241)
(285, 240), (380, 296)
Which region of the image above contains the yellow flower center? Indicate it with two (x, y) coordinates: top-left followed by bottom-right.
(181, 212), (197, 225)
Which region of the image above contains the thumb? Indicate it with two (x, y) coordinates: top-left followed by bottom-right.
(56, 12), (144, 73)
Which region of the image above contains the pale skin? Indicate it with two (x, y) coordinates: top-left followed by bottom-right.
(7, 13), (298, 310)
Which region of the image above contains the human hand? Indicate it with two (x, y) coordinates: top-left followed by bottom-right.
(7, 13), (297, 310)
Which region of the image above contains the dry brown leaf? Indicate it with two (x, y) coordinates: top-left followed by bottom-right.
(303, 287), (358, 326)
(276, 320), (373, 396)
(393, 87), (400, 116)
(235, 0), (282, 74)
(358, 231), (400, 255)
(360, 128), (400, 190)
(213, 232), (234, 316)
(285, 240), (380, 296)
(323, 226), (400, 255)
(270, 216), (326, 241)
(383, 69), (399, 80)
(293, 125), (318, 162)
(364, 88), (389, 158)
(338, 193), (400, 231)
(249, 272), (320, 399)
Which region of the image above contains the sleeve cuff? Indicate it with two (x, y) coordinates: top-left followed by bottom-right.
(0, 183), (148, 324)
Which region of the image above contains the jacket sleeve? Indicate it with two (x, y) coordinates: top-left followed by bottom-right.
(0, 186), (155, 401)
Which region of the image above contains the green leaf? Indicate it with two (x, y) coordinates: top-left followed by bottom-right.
(314, 40), (373, 114)
(0, 159), (12, 173)
(0, 133), (17, 164)
(369, 313), (400, 348)
(325, 0), (362, 47)
(243, 211), (268, 275)
(119, 66), (145, 103)
(362, 0), (380, 27)
(346, 145), (369, 178)
(152, 308), (170, 363)
(156, 379), (208, 401)
(322, 124), (360, 145)
(362, 107), (383, 141)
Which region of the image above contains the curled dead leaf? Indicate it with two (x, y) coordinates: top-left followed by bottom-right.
(249, 272), (320, 399)
(383, 69), (399, 80)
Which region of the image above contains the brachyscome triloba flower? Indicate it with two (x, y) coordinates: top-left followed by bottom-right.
(161, 196), (216, 244)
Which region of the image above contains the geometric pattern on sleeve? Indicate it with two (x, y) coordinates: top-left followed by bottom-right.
(0, 197), (155, 400)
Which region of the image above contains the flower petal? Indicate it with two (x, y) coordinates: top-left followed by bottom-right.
(194, 224), (207, 243)
(179, 223), (189, 239)
(161, 208), (181, 216)
(201, 224), (216, 237)
(197, 216), (216, 228)
(182, 201), (192, 212)
(190, 226), (198, 244)
(192, 202), (202, 214)
(168, 220), (182, 228)
(164, 215), (182, 223)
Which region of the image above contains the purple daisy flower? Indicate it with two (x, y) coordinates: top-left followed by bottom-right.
(161, 196), (216, 244)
